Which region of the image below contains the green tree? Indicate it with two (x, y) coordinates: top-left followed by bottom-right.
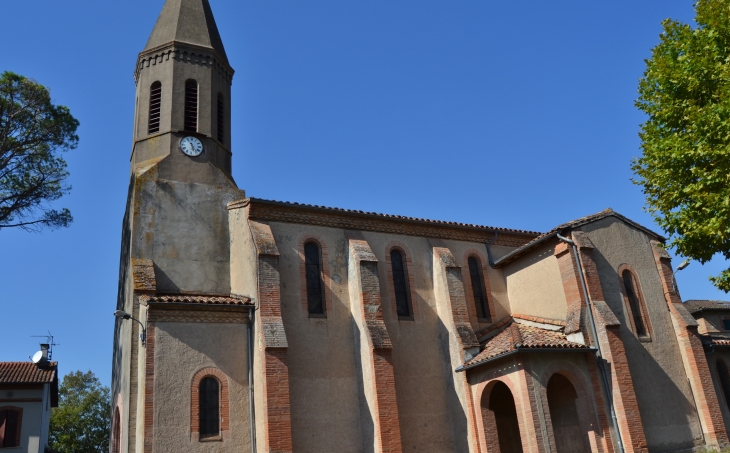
(49, 371), (110, 453)
(0, 71), (78, 231)
(635, 0), (730, 291)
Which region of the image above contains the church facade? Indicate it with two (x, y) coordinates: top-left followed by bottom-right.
(111, 1), (730, 452)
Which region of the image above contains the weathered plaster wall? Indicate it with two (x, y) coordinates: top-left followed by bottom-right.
(583, 218), (703, 452)
(502, 243), (568, 322)
(229, 205), (258, 299)
(152, 322), (250, 452)
(0, 386), (45, 453)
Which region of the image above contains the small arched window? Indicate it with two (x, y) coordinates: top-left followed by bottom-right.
(0, 406), (22, 448)
(305, 241), (325, 316)
(148, 81), (161, 134)
(717, 360), (730, 409)
(217, 93), (224, 144)
(622, 269), (648, 337)
(468, 256), (491, 322)
(111, 407), (121, 453)
(390, 248), (412, 319)
(199, 377), (220, 440)
(184, 79), (198, 132)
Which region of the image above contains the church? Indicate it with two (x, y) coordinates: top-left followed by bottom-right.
(111, 1), (730, 452)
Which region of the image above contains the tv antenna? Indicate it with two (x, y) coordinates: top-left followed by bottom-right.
(30, 332), (59, 363)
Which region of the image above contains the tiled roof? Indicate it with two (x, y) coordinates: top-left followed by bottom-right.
(463, 320), (587, 371)
(231, 198), (541, 236)
(492, 209), (666, 268)
(141, 294), (252, 305)
(683, 300), (730, 314)
(0, 362), (57, 384)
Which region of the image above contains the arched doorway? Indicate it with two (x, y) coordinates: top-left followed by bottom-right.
(546, 374), (589, 453)
(482, 381), (524, 453)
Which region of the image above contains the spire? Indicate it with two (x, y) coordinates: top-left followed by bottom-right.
(144, 0), (228, 63)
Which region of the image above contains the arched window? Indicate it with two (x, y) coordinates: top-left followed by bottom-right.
(390, 248), (412, 319)
(0, 406), (22, 448)
(111, 407), (121, 453)
(199, 377), (220, 439)
(468, 256), (491, 322)
(184, 79), (198, 132)
(717, 360), (730, 409)
(217, 93), (224, 144)
(148, 81), (161, 134)
(305, 241), (325, 316)
(622, 269), (648, 337)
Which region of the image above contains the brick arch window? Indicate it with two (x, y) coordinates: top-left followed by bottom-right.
(0, 406), (22, 448)
(191, 368), (230, 442)
(216, 92), (225, 144)
(390, 248), (413, 319)
(184, 79), (198, 132)
(304, 240), (326, 316)
(619, 265), (652, 340)
(467, 255), (491, 322)
(111, 407), (121, 453)
(717, 359), (730, 409)
(148, 81), (161, 134)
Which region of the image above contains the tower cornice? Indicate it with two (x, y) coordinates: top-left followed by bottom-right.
(134, 41), (234, 84)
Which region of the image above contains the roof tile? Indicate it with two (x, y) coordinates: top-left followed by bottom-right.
(0, 362), (57, 384)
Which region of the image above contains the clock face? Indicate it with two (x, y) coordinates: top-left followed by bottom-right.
(180, 136), (204, 157)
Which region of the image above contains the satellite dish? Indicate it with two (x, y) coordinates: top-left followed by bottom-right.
(32, 351), (46, 364)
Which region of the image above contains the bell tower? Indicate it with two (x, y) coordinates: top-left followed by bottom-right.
(132, 0), (234, 179)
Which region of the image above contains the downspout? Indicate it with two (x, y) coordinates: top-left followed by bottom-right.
(557, 233), (625, 453)
(247, 305), (257, 453)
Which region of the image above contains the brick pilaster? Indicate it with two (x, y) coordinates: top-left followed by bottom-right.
(650, 241), (729, 449)
(143, 323), (155, 453)
(250, 220), (293, 453)
(349, 237), (403, 453)
(554, 242), (586, 335)
(592, 301), (648, 453)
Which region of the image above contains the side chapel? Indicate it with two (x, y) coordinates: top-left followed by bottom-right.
(111, 1), (730, 452)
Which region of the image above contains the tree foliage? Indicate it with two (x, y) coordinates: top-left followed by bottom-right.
(49, 371), (110, 453)
(635, 0), (730, 291)
(0, 71), (78, 231)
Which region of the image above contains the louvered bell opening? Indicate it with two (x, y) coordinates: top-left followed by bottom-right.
(184, 80), (198, 132)
(148, 82), (161, 134)
(217, 93), (224, 144)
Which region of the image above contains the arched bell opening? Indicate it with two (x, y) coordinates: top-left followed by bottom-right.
(481, 380), (524, 453)
(547, 373), (590, 453)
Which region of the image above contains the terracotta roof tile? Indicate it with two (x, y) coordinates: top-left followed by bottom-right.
(229, 198), (541, 236)
(464, 320), (587, 370)
(140, 294), (252, 305)
(0, 362), (57, 384)
(492, 208), (666, 268)
(683, 300), (730, 314)
(512, 313), (567, 327)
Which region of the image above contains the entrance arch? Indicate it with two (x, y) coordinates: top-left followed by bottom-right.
(481, 381), (524, 453)
(546, 373), (590, 453)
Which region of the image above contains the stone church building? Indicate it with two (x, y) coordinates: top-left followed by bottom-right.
(111, 1), (730, 452)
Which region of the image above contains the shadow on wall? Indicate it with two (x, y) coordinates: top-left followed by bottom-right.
(590, 249), (701, 452)
(437, 316), (470, 452)
(350, 317), (376, 453)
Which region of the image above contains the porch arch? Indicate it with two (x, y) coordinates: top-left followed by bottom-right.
(547, 373), (590, 453)
(480, 380), (524, 453)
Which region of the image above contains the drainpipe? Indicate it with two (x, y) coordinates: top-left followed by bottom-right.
(557, 233), (625, 453)
(247, 305), (257, 453)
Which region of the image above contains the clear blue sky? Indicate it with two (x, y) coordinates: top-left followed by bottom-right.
(1, 0), (724, 386)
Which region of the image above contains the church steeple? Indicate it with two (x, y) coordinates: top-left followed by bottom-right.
(131, 0), (234, 180)
(144, 0), (228, 64)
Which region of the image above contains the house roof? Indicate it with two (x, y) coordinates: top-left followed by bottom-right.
(140, 294), (252, 306)
(491, 208), (666, 268)
(683, 300), (730, 314)
(461, 319), (588, 371)
(0, 362), (57, 384)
